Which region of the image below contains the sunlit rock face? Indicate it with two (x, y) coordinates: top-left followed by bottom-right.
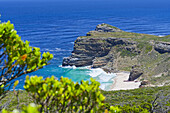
(62, 23), (170, 83)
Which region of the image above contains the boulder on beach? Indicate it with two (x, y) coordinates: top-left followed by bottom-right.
(128, 65), (143, 81)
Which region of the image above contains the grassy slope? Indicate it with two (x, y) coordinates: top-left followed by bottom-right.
(1, 85), (170, 111)
(0, 90), (33, 111)
(82, 30), (170, 42)
(101, 85), (170, 106)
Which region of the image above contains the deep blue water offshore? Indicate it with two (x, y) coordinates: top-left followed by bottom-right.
(0, 0), (170, 90)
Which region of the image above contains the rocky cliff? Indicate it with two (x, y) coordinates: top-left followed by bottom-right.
(62, 23), (170, 85)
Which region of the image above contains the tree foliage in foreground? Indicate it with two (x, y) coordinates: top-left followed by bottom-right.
(0, 21), (53, 100)
(2, 75), (151, 113)
(2, 103), (40, 113)
(24, 76), (106, 112)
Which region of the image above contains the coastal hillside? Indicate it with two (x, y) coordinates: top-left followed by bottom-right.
(63, 23), (170, 86)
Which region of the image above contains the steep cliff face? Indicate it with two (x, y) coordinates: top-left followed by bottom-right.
(154, 42), (170, 53)
(62, 37), (136, 68)
(62, 23), (170, 85)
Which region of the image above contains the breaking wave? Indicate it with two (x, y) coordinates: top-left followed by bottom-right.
(61, 65), (116, 90)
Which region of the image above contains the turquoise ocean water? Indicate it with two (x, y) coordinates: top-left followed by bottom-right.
(0, 0), (170, 90)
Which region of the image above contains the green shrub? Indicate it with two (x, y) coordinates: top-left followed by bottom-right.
(0, 21), (53, 96)
(137, 42), (152, 54)
(120, 49), (138, 57)
(109, 106), (122, 113)
(120, 105), (149, 113)
(0, 21), (53, 109)
(2, 103), (40, 113)
(24, 76), (106, 112)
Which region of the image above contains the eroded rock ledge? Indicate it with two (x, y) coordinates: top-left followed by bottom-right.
(154, 42), (170, 53)
(62, 37), (136, 68)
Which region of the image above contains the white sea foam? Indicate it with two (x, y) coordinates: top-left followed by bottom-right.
(89, 68), (116, 80)
(59, 65), (77, 69)
(44, 48), (71, 52)
(158, 35), (165, 37)
(89, 68), (103, 77)
(55, 48), (62, 51)
(60, 65), (116, 90)
(77, 66), (92, 69)
(100, 83), (113, 91)
(60, 65), (92, 69)
(149, 34), (165, 37)
(89, 68), (116, 90)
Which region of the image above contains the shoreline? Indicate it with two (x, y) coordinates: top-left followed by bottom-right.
(110, 72), (141, 91)
(61, 65), (141, 91)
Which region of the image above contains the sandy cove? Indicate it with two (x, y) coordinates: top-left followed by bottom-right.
(110, 72), (141, 91)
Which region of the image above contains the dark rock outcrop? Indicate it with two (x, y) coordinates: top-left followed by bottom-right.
(128, 65), (143, 81)
(62, 56), (93, 67)
(154, 42), (170, 53)
(95, 23), (122, 32)
(139, 80), (151, 88)
(141, 80), (150, 85)
(62, 37), (136, 67)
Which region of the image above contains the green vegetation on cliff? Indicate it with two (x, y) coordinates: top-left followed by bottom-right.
(75, 24), (170, 85)
(83, 28), (170, 42)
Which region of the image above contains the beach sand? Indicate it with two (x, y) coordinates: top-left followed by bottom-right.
(110, 72), (141, 91)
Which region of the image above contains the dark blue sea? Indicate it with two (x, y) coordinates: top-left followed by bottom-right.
(0, 0), (170, 90)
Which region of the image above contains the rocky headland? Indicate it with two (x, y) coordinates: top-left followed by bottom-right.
(63, 23), (170, 86)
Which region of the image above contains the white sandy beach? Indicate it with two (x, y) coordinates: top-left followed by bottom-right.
(110, 72), (141, 91)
